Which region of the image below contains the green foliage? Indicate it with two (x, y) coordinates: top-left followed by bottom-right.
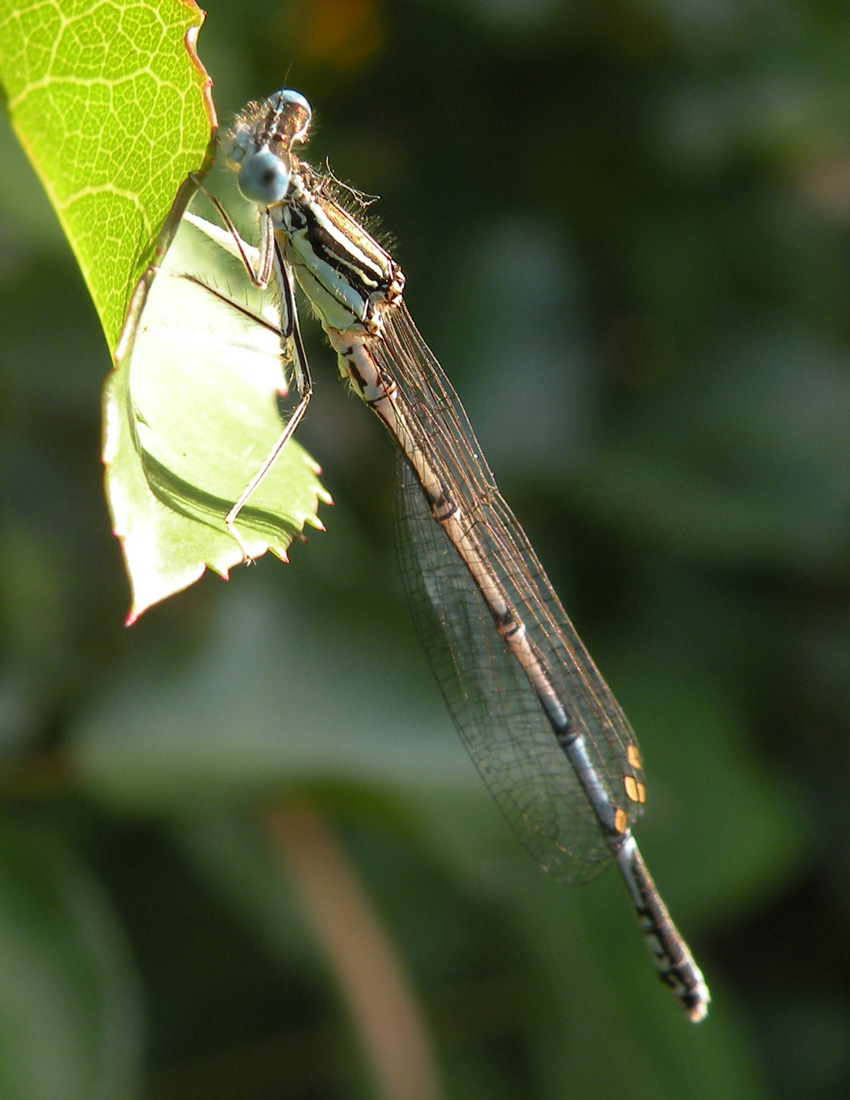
(105, 206), (329, 617)
(0, 826), (142, 1100)
(1, 1), (328, 616)
(0, 0), (212, 351)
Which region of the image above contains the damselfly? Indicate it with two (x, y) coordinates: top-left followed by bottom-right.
(199, 89), (709, 1021)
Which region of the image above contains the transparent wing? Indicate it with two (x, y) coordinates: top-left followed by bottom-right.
(385, 305), (645, 884)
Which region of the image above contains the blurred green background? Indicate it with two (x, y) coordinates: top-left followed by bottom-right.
(2, 0), (850, 1097)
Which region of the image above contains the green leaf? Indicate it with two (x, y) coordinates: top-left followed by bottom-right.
(105, 200), (331, 620)
(0, 0), (214, 352)
(1, 2), (330, 616)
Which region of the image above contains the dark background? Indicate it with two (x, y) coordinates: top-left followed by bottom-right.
(2, 1), (850, 1097)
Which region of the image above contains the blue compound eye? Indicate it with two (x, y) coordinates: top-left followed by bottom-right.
(238, 148), (291, 206)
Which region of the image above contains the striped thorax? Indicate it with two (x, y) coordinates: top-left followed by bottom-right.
(277, 169), (405, 335)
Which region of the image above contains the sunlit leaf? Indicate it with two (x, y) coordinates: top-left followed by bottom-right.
(0, 2), (329, 615)
(0, 0), (214, 351)
(105, 196), (330, 619)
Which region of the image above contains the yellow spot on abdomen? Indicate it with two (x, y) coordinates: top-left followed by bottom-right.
(624, 775), (647, 804)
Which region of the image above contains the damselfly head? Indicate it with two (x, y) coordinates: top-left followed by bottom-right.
(224, 89), (313, 209)
(267, 89), (312, 145)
